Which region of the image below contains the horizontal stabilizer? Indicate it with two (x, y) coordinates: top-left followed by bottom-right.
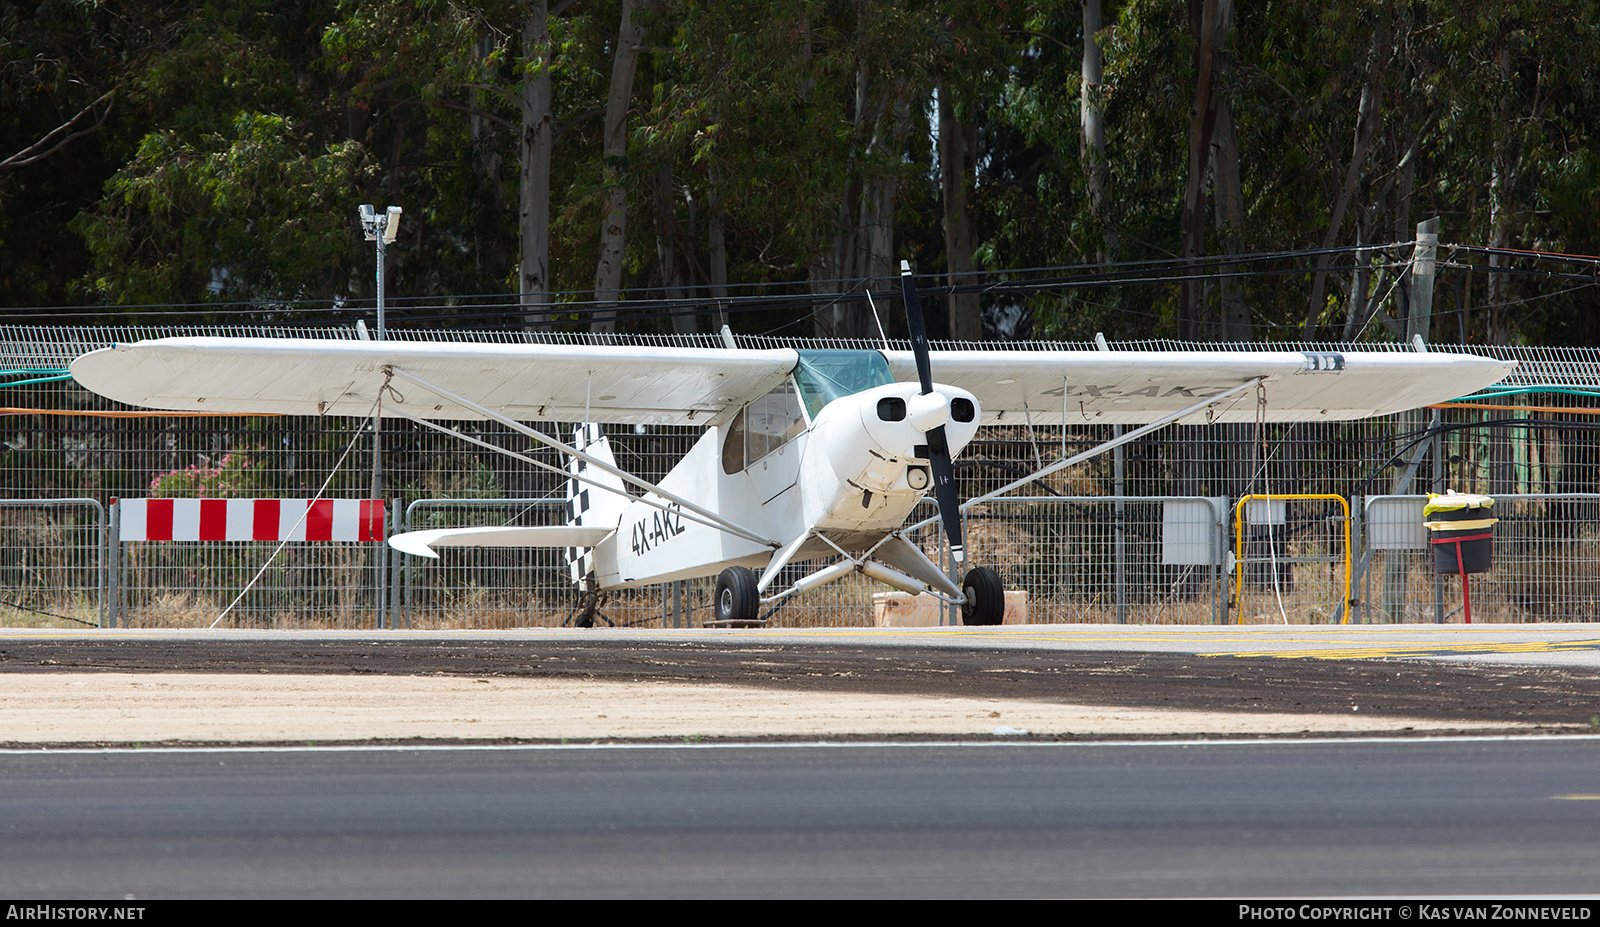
(389, 525), (613, 559)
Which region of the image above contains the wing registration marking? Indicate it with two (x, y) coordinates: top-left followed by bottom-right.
(1039, 383), (1240, 400)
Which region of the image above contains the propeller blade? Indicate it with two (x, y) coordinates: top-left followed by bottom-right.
(927, 424), (965, 563)
(900, 261), (964, 563)
(900, 261), (934, 395)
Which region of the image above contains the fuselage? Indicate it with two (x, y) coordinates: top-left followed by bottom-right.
(592, 350), (980, 589)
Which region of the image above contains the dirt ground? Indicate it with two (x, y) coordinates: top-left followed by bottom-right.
(3, 636), (1598, 745)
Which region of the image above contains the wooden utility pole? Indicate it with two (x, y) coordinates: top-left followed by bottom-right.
(1381, 217), (1440, 622)
(1407, 217), (1440, 342)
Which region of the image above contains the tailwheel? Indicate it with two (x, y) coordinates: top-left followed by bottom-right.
(566, 588), (611, 628)
(712, 566), (761, 626)
(960, 567), (1006, 626)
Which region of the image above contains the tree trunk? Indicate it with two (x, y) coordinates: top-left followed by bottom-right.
(590, 0), (646, 334)
(1486, 40), (1516, 345)
(1211, 84), (1249, 341)
(864, 88), (912, 340)
(1080, 0), (1109, 252)
(810, 194), (860, 338)
(519, 0), (553, 329)
(940, 88), (981, 341)
(707, 161), (728, 303)
(1369, 138), (1418, 342)
(1179, 0), (1225, 341)
(1342, 204), (1375, 342)
(471, 33), (508, 300)
(654, 165), (695, 334)
(812, 56), (898, 340)
(1301, 21), (1387, 340)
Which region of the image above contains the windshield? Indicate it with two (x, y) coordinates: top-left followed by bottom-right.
(792, 350), (895, 418)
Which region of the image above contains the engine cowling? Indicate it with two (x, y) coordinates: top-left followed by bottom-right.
(797, 382), (981, 537)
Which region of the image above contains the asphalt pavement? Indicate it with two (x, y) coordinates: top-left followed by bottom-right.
(4, 737), (1599, 898)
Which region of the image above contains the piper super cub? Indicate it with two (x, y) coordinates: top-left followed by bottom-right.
(70, 265), (1515, 626)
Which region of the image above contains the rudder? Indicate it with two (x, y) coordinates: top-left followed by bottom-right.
(565, 424), (628, 587)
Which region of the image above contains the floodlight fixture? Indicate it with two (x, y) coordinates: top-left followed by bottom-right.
(357, 203), (403, 340)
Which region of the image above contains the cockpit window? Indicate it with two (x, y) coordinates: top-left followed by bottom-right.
(793, 350), (895, 418)
(746, 378), (805, 460)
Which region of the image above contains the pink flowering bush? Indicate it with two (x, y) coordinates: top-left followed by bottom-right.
(148, 449), (266, 498)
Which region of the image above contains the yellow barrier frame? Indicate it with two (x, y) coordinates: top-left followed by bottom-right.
(1233, 494), (1352, 625)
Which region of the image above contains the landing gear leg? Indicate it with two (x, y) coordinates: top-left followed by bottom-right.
(713, 566), (761, 625)
(566, 583), (611, 628)
(960, 567), (1006, 626)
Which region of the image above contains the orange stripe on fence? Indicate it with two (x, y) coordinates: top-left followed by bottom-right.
(1430, 402), (1600, 415)
(0, 407), (265, 418)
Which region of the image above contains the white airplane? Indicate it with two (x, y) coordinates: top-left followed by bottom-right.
(70, 266), (1515, 626)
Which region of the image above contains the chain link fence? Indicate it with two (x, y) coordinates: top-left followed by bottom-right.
(5, 491), (1600, 628)
(1358, 493), (1600, 624)
(4, 327), (1600, 627)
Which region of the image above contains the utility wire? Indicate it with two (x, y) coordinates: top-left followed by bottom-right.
(8, 241), (1595, 330)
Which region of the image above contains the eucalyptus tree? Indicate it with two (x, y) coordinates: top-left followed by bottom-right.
(71, 1), (374, 307)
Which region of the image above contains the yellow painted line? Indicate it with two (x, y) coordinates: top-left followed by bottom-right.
(940, 631), (1600, 647)
(941, 634), (1429, 647)
(900, 626), (1600, 639)
(1552, 795), (1600, 801)
(1209, 639), (1600, 660)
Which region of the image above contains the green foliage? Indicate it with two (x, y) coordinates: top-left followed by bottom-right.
(74, 114), (374, 304)
(2, 0), (1599, 345)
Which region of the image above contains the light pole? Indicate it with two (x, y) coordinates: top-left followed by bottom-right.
(358, 205), (401, 628)
(358, 204), (402, 340)
(357, 203), (401, 498)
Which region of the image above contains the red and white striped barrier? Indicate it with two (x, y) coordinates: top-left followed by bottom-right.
(117, 499), (386, 542)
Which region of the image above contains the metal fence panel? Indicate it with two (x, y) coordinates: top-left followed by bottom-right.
(0, 499), (105, 628)
(398, 499), (579, 629)
(1361, 493), (1600, 624)
(964, 496), (1226, 625)
(395, 495), (1228, 628)
(1231, 495), (1352, 626)
(113, 537), (386, 628)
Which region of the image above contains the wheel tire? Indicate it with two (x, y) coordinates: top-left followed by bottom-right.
(960, 566), (1005, 626)
(713, 566), (760, 624)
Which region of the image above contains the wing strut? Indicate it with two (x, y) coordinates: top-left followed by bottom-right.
(380, 369), (783, 549)
(372, 401), (752, 542)
(904, 377), (1265, 534)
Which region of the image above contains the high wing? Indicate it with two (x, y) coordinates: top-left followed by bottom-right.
(71, 337), (1514, 425)
(887, 349), (1516, 424)
(69, 337), (796, 425)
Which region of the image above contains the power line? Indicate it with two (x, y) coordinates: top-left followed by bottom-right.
(5, 241), (1595, 329)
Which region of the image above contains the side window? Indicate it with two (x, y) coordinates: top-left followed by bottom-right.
(721, 407), (747, 474)
(721, 380), (804, 474)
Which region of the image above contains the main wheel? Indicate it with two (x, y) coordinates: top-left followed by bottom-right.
(960, 566), (1005, 626)
(713, 566), (760, 624)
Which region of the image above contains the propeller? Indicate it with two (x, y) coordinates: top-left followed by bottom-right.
(899, 260), (965, 564)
